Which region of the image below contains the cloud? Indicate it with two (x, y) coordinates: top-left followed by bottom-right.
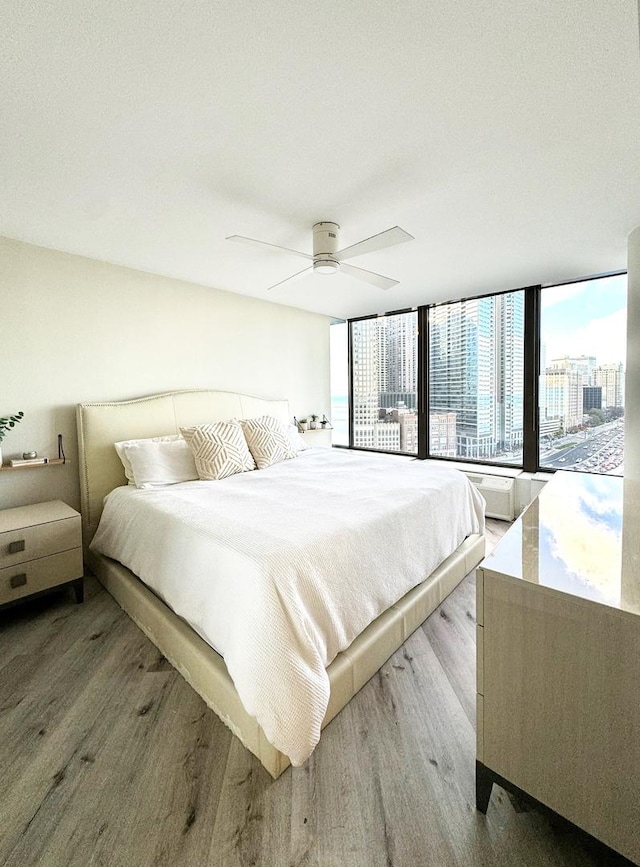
(540, 475), (622, 604)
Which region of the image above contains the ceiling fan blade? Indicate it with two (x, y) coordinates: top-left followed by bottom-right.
(266, 266), (313, 291)
(227, 235), (313, 261)
(339, 262), (398, 290)
(336, 226), (414, 262)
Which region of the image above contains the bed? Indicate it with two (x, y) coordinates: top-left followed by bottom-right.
(77, 388), (485, 778)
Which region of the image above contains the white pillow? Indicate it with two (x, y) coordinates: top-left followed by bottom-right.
(123, 439), (199, 489)
(240, 416), (298, 469)
(181, 420), (256, 480)
(114, 435), (181, 483)
(286, 423), (311, 452)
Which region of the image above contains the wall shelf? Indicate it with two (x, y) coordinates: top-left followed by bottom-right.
(0, 459), (66, 472)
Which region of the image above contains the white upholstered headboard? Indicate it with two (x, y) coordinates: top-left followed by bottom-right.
(76, 389), (290, 545)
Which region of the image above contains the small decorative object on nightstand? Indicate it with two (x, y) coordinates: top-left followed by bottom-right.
(0, 501), (84, 608)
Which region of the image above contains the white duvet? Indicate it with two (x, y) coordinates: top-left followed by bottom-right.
(91, 448), (485, 765)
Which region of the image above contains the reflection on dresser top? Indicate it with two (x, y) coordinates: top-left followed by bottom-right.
(480, 471), (640, 615)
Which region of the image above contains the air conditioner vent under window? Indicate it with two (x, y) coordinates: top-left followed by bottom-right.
(463, 473), (515, 521)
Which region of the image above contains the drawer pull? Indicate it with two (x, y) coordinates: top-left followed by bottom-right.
(8, 540), (26, 555)
(10, 573), (27, 589)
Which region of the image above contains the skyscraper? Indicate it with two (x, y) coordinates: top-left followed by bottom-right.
(380, 313), (418, 409)
(430, 296), (495, 458)
(351, 317), (379, 448)
(351, 312), (418, 451)
(494, 292), (524, 451)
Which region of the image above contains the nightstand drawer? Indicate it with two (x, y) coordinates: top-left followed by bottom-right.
(0, 548), (83, 604)
(0, 516), (81, 569)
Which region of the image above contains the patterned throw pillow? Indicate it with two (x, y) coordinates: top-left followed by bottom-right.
(240, 416), (298, 470)
(181, 420), (256, 480)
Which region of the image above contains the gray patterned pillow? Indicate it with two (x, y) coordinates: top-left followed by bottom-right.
(240, 416), (298, 469)
(181, 420), (256, 480)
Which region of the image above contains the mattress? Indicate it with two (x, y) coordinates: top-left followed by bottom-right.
(90, 447), (485, 765)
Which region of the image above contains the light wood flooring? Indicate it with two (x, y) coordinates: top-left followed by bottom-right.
(0, 520), (629, 867)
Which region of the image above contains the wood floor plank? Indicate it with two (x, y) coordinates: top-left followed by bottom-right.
(0, 521), (625, 867)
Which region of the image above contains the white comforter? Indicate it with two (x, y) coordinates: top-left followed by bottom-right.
(91, 448), (484, 765)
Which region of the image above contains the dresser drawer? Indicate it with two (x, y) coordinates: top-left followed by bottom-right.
(0, 548), (83, 605)
(0, 516), (81, 569)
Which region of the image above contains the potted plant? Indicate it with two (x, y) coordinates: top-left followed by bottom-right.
(0, 411), (24, 467)
(298, 417), (309, 431)
(310, 414), (319, 430)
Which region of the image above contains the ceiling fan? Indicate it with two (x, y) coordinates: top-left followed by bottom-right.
(227, 222), (414, 291)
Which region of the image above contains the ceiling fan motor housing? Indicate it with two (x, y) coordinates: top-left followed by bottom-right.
(312, 221), (340, 274)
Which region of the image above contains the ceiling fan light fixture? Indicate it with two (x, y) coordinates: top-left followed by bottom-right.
(228, 220), (413, 291)
(313, 259), (340, 276)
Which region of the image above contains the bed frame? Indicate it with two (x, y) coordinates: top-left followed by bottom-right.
(77, 389), (485, 778)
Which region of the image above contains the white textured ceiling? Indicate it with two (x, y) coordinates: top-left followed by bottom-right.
(2, 1), (640, 319)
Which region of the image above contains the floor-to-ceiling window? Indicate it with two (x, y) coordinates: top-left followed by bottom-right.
(429, 291), (524, 465)
(351, 310), (418, 454)
(538, 274), (626, 475)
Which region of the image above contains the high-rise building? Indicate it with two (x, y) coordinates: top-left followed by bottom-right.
(543, 367), (583, 430)
(429, 297), (495, 458)
(595, 363), (624, 409)
(495, 292), (524, 451)
(351, 312), (418, 452)
(351, 317), (379, 448)
(582, 386), (602, 412)
(381, 314), (417, 401)
(429, 292), (524, 459)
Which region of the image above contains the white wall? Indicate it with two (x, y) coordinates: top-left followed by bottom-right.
(0, 237), (330, 512)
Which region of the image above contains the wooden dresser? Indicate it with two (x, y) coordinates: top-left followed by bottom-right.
(0, 500), (84, 606)
(476, 472), (639, 864)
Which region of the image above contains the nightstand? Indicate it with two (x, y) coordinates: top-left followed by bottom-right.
(0, 501), (84, 607)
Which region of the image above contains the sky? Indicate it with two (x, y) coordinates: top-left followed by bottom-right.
(540, 273), (627, 367)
